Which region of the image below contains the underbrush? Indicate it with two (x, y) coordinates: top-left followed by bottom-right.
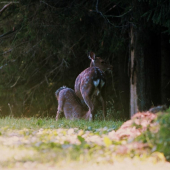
(95, 109), (125, 121)
(136, 108), (170, 161)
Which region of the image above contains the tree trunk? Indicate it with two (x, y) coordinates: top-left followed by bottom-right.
(130, 25), (161, 117)
(130, 26), (138, 117)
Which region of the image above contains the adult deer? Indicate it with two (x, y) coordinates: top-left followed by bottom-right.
(55, 86), (91, 120)
(74, 52), (113, 121)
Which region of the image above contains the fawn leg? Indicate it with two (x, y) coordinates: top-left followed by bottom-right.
(56, 98), (64, 121)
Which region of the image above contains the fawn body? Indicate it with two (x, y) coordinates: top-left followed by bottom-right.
(55, 86), (91, 120)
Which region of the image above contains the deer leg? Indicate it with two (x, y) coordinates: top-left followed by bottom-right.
(89, 113), (92, 121)
(99, 96), (106, 121)
(56, 110), (62, 121)
(83, 110), (92, 121)
(56, 99), (64, 121)
(82, 93), (95, 121)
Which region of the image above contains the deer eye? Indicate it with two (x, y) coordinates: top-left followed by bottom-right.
(101, 61), (106, 64)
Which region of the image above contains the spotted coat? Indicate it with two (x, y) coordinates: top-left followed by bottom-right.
(74, 52), (113, 121)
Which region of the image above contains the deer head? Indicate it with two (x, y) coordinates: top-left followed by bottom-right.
(88, 52), (113, 72)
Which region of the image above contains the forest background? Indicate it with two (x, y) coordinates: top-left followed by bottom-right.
(0, 0), (170, 118)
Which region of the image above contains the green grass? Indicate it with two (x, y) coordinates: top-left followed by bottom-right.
(0, 116), (123, 130)
(0, 117), (124, 169)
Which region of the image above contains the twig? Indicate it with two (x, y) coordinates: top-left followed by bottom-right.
(0, 41), (27, 56)
(95, 0), (116, 26)
(0, 2), (13, 16)
(0, 29), (16, 39)
(95, 0), (129, 28)
(0, 63), (7, 70)
(10, 76), (20, 88)
(0, 60), (16, 70)
(1, 48), (12, 55)
(26, 39), (43, 54)
(70, 35), (85, 50)
(45, 75), (49, 85)
(40, 1), (57, 9)
(8, 103), (13, 117)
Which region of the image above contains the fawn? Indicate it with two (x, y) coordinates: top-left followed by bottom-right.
(55, 86), (92, 120)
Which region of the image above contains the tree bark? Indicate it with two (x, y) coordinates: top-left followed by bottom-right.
(130, 26), (138, 117)
(130, 24), (162, 117)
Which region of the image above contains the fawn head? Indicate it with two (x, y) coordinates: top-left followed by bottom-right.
(88, 52), (113, 72)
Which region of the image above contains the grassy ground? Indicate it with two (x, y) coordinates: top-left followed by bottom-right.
(0, 116), (122, 130)
(0, 117), (169, 170)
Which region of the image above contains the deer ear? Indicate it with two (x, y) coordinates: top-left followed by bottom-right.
(88, 52), (95, 60)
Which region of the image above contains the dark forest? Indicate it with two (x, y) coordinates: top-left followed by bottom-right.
(0, 0), (170, 119)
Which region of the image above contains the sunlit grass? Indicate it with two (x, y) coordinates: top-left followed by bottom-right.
(0, 116), (123, 130)
(0, 116), (169, 170)
(0, 117), (123, 169)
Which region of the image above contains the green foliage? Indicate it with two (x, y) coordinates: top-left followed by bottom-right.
(77, 135), (85, 144)
(36, 119), (45, 126)
(137, 111), (170, 160)
(139, 0), (170, 35)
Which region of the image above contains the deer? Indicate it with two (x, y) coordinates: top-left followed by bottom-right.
(55, 86), (92, 120)
(74, 52), (113, 121)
